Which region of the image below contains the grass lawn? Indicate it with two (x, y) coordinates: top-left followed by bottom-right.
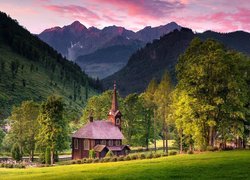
(1, 150), (250, 180)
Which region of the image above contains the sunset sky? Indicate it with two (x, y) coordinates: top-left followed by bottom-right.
(0, 0), (249, 34)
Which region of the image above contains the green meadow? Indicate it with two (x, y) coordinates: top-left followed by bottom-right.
(1, 150), (250, 180)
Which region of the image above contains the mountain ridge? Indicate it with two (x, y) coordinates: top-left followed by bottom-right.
(102, 28), (250, 96)
(38, 21), (181, 79)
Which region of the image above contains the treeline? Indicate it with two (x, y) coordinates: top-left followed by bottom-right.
(0, 11), (102, 92)
(0, 96), (68, 165)
(82, 38), (250, 152)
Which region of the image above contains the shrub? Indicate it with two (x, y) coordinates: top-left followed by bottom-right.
(187, 150), (194, 154)
(139, 153), (146, 159)
(105, 150), (114, 158)
(39, 153), (45, 164)
(11, 143), (22, 161)
(45, 147), (51, 164)
(146, 153), (153, 159)
(71, 160), (77, 164)
(86, 159), (93, 163)
(207, 146), (215, 151)
(161, 153), (168, 157)
(130, 154), (138, 160)
(124, 156), (131, 161)
(89, 149), (96, 159)
(81, 158), (87, 164)
(103, 157), (111, 162)
(153, 154), (161, 158)
(137, 147), (143, 152)
(169, 151), (177, 156)
(110, 157), (117, 162)
(117, 156), (124, 161)
(93, 158), (99, 163)
(14, 164), (26, 169)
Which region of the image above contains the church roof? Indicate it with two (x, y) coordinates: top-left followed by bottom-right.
(72, 120), (124, 139)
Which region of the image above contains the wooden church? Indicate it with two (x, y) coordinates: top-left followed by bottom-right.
(72, 82), (130, 159)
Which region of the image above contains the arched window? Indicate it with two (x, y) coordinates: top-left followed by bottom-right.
(84, 139), (89, 150)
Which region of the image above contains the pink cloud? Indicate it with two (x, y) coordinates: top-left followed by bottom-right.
(172, 7), (250, 32)
(93, 0), (185, 18)
(44, 4), (100, 22)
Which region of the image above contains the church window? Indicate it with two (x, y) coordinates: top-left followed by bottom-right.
(116, 118), (120, 125)
(116, 140), (121, 146)
(74, 139), (78, 149)
(101, 140), (106, 145)
(84, 139), (89, 150)
(108, 140), (113, 146)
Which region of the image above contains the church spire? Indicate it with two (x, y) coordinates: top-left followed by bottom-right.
(111, 81), (118, 112)
(108, 81), (122, 130)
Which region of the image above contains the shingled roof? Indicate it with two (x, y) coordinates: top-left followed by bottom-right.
(72, 120), (124, 139)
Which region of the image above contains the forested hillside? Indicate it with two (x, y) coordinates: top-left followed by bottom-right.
(103, 28), (250, 96)
(103, 28), (194, 96)
(0, 12), (101, 120)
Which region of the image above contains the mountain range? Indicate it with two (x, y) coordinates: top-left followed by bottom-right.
(103, 28), (250, 96)
(38, 21), (181, 78)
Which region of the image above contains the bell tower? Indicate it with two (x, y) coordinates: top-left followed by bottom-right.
(108, 81), (122, 130)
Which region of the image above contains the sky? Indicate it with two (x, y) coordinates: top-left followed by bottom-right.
(0, 0), (250, 34)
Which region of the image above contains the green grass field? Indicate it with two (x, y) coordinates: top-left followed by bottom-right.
(1, 150), (250, 179)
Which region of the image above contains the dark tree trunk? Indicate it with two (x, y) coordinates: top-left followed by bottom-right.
(209, 126), (214, 146)
(153, 111), (156, 152)
(165, 125), (168, 154)
(51, 149), (54, 165)
(162, 134), (165, 153)
(180, 133), (183, 153)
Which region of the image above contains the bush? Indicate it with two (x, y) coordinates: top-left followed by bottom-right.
(93, 158), (99, 163)
(14, 164), (26, 168)
(89, 149), (95, 159)
(45, 147), (51, 164)
(146, 153), (153, 159)
(161, 153), (168, 157)
(137, 147), (143, 152)
(110, 157), (118, 162)
(130, 154), (139, 160)
(103, 157), (111, 162)
(71, 160), (77, 164)
(139, 153), (146, 159)
(105, 150), (114, 158)
(39, 153), (45, 164)
(153, 154), (161, 158)
(169, 151), (177, 156)
(187, 150), (194, 154)
(11, 143), (22, 161)
(117, 156), (124, 161)
(124, 156), (131, 161)
(86, 159), (93, 163)
(81, 158), (87, 164)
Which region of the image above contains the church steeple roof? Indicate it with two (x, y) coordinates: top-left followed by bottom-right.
(111, 81), (118, 112)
